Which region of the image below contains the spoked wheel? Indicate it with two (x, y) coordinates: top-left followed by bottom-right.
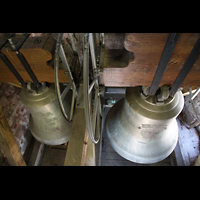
(54, 33), (76, 122)
(83, 33), (104, 144)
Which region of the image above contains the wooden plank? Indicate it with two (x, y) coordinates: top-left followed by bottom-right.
(170, 141), (185, 166)
(64, 83), (96, 166)
(1, 33), (200, 87)
(34, 143), (45, 166)
(104, 48), (132, 68)
(176, 118), (199, 166)
(0, 105), (26, 166)
(84, 133), (95, 166)
(64, 108), (89, 166)
(103, 33), (200, 87)
(0, 36), (69, 83)
(28, 139), (45, 166)
(40, 147), (67, 166)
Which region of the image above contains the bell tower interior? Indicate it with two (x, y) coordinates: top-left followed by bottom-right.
(0, 33), (200, 166)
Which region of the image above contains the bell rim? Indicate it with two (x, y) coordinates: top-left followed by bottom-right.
(107, 127), (178, 164)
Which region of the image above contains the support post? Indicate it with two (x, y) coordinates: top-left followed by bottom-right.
(0, 105), (26, 166)
(64, 84), (95, 166)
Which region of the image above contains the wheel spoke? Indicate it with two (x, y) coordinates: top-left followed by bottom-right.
(61, 82), (71, 101)
(69, 88), (76, 121)
(88, 78), (96, 94)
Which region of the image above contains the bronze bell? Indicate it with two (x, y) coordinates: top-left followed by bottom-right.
(20, 84), (72, 145)
(105, 86), (184, 164)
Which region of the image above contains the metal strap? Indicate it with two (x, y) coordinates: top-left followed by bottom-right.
(169, 37), (200, 96)
(148, 33), (180, 95)
(0, 52), (27, 88)
(0, 37), (27, 88)
(6, 34), (41, 90)
(16, 51), (41, 89)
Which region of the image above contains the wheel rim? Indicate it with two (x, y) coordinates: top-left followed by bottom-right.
(83, 33), (103, 144)
(54, 33), (76, 122)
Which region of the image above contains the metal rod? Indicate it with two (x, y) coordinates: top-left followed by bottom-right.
(69, 33), (76, 51)
(101, 33), (105, 44)
(89, 33), (97, 72)
(89, 33), (98, 88)
(169, 37), (200, 96)
(191, 87), (200, 100)
(54, 33), (70, 122)
(96, 33), (100, 45)
(148, 33), (180, 95)
(0, 52), (27, 88)
(77, 33), (80, 61)
(92, 89), (99, 134)
(69, 88), (76, 121)
(59, 45), (73, 81)
(61, 82), (71, 101)
(16, 51), (41, 89)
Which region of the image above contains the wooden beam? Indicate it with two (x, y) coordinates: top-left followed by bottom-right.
(0, 105), (26, 166)
(103, 33), (200, 87)
(64, 108), (89, 166)
(64, 84), (95, 166)
(27, 139), (45, 166)
(84, 133), (95, 166)
(64, 84), (88, 166)
(0, 36), (70, 83)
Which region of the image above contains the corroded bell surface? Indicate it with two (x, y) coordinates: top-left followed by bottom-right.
(105, 86), (184, 164)
(20, 84), (72, 145)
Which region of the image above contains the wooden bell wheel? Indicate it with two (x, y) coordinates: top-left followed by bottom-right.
(83, 33), (104, 144)
(54, 33), (76, 122)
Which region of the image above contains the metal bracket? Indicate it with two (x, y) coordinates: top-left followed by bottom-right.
(7, 33), (30, 51)
(157, 86), (170, 102)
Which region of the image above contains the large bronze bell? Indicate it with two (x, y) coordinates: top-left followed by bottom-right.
(105, 86), (184, 164)
(20, 84), (72, 145)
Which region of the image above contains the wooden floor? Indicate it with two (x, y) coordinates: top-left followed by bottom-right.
(40, 147), (66, 166)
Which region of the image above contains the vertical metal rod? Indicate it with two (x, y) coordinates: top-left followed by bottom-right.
(69, 33), (76, 51)
(16, 51), (41, 89)
(101, 33), (105, 44)
(96, 33), (100, 45)
(89, 33), (98, 88)
(169, 37), (200, 96)
(0, 52), (27, 88)
(148, 33), (180, 95)
(77, 33), (80, 60)
(69, 89), (76, 121)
